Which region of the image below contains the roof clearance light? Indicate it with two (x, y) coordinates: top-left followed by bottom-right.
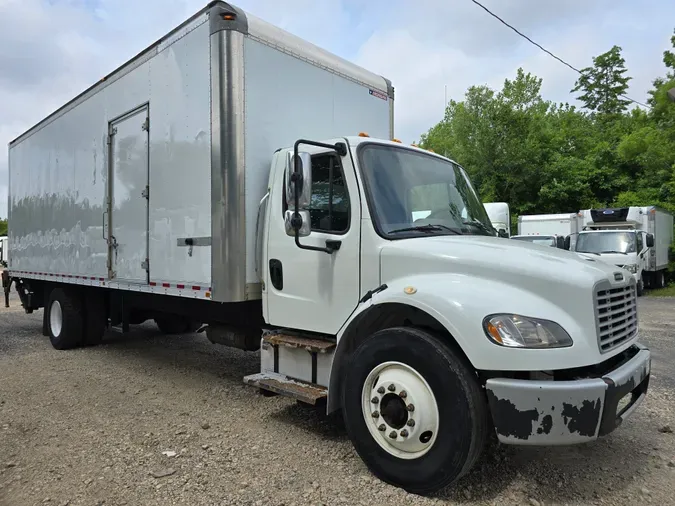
(427, 148), (435, 153)
(223, 13), (236, 20)
(358, 132), (370, 137)
(392, 138), (401, 143)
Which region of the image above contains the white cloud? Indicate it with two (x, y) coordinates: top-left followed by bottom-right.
(1, 0), (674, 218)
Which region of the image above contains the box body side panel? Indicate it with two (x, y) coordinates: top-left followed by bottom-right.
(8, 17), (211, 286)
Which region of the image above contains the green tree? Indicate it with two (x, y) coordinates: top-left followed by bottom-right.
(571, 45), (632, 115)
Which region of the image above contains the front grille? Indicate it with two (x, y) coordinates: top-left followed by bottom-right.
(595, 283), (638, 353)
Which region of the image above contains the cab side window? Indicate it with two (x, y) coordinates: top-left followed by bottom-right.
(307, 154), (350, 234)
(637, 232), (643, 252)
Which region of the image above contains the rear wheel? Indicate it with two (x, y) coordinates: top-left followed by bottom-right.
(341, 327), (488, 495)
(47, 288), (84, 350)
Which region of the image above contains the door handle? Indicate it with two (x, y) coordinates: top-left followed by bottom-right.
(102, 210), (108, 240)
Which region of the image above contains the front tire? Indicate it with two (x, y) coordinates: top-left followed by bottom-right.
(637, 278), (644, 296)
(341, 327), (488, 495)
(47, 288), (84, 350)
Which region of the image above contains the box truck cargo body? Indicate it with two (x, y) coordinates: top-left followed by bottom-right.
(4, 1), (652, 495)
(513, 213), (580, 249)
(576, 207), (673, 292)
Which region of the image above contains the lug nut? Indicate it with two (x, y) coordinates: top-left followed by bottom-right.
(388, 384), (396, 392)
(400, 429), (409, 437)
(371, 397), (379, 404)
(372, 411), (380, 418)
(378, 424), (386, 431)
(399, 390), (407, 399)
(406, 419), (415, 427)
(388, 431), (397, 439)
(406, 404), (415, 412)
(377, 386), (385, 394)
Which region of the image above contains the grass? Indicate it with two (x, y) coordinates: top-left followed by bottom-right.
(646, 284), (675, 297)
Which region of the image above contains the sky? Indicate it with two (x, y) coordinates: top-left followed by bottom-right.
(1, 0), (674, 218)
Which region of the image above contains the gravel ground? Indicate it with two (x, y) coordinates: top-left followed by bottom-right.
(0, 291), (674, 506)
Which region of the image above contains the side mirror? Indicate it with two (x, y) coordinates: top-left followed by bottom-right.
(564, 235), (571, 251)
(646, 233), (655, 248)
(556, 236), (565, 249)
(498, 228), (508, 238)
(284, 210), (311, 237)
(285, 151), (312, 210)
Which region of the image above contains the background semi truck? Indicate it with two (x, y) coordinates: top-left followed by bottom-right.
(576, 207), (674, 294)
(4, 1), (652, 495)
(483, 202), (510, 237)
(512, 213), (580, 249)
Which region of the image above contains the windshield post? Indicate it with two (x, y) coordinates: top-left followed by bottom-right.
(357, 143), (495, 239)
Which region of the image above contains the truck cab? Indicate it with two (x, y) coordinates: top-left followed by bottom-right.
(250, 134), (651, 493)
(575, 208), (656, 295)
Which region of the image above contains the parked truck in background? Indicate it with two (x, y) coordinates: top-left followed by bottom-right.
(576, 207), (674, 295)
(510, 213), (580, 249)
(4, 1), (652, 495)
(483, 202), (510, 237)
(0, 236), (8, 268)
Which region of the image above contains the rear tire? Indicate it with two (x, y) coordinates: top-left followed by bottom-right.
(341, 327), (488, 495)
(154, 315), (198, 335)
(47, 288), (84, 350)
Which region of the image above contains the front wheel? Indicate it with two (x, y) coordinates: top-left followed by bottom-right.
(341, 327), (488, 495)
(637, 278), (644, 296)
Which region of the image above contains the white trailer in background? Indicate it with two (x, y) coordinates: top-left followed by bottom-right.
(511, 213), (581, 249)
(483, 202), (510, 237)
(3, 1), (653, 495)
(576, 207), (673, 293)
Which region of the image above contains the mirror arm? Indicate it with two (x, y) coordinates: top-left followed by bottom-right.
(291, 139), (348, 254)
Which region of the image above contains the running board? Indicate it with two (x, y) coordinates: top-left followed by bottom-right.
(243, 372), (327, 405)
(263, 332), (336, 353)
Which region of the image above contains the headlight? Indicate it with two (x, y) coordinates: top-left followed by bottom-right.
(623, 264), (638, 273)
(483, 314), (573, 349)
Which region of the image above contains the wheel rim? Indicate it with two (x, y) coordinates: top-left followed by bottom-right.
(50, 300), (63, 337)
(361, 361), (439, 460)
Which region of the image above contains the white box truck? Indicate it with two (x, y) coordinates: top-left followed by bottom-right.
(512, 213), (581, 249)
(576, 207), (674, 294)
(4, 2), (652, 495)
(483, 202), (510, 237)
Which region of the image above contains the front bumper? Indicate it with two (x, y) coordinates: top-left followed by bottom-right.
(485, 343), (651, 445)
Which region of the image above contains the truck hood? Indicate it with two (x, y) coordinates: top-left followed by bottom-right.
(577, 251), (635, 269)
(380, 235), (625, 291)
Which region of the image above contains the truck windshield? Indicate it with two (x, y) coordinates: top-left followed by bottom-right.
(358, 144), (494, 238)
(512, 236), (556, 247)
(575, 231), (636, 254)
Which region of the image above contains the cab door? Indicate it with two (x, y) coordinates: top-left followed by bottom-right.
(264, 142), (361, 335)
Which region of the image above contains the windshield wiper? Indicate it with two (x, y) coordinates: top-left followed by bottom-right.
(577, 251), (600, 255)
(599, 250), (628, 255)
(462, 220), (494, 235)
(389, 224), (460, 235)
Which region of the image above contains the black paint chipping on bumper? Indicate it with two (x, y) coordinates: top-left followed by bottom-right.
(484, 344), (651, 445)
